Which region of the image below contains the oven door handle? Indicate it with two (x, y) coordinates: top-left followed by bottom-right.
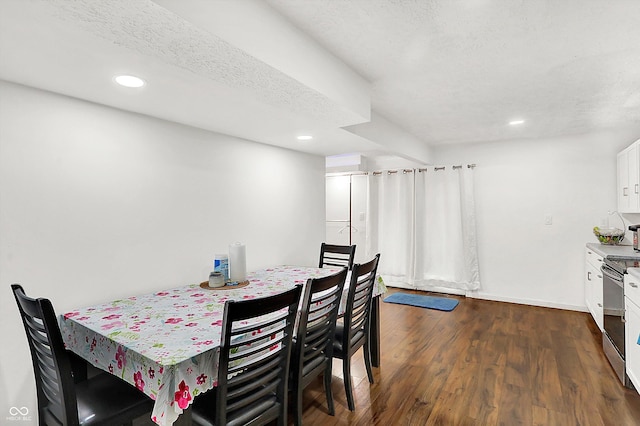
(601, 264), (624, 285)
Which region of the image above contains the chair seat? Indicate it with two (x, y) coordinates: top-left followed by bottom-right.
(330, 254), (380, 411)
(191, 286), (301, 426)
(75, 372), (153, 426)
(332, 323), (365, 358)
(302, 355), (326, 377)
(192, 387), (280, 426)
(290, 268), (347, 425)
(12, 284), (153, 426)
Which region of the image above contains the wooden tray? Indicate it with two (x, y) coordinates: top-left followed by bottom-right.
(199, 280), (250, 290)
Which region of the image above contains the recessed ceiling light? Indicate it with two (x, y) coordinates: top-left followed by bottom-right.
(114, 75), (145, 88)
(509, 119), (525, 125)
(297, 135), (313, 141)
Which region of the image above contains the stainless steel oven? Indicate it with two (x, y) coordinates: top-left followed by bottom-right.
(601, 257), (640, 388)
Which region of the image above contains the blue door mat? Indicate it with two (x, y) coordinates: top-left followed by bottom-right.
(383, 292), (459, 312)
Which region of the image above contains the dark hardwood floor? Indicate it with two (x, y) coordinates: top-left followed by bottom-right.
(298, 288), (640, 425)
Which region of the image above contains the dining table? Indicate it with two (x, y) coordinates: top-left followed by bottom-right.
(59, 265), (387, 426)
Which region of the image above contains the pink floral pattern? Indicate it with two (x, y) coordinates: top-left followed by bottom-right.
(134, 371), (145, 391)
(196, 373), (207, 385)
(59, 266), (386, 426)
(174, 380), (191, 409)
(115, 345), (126, 369)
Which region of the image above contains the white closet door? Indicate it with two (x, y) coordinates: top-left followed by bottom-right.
(325, 221), (351, 245)
(326, 176), (351, 244)
(350, 174), (368, 263)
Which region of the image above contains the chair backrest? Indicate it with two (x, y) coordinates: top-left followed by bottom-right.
(340, 254), (381, 353)
(319, 243), (356, 270)
(215, 285), (302, 425)
(11, 284), (80, 426)
(292, 268), (348, 388)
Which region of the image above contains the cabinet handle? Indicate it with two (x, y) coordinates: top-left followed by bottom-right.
(588, 271), (592, 280)
(597, 303), (603, 307)
(631, 282), (638, 288)
(598, 274), (602, 279)
(624, 187), (629, 196)
(636, 184), (639, 194)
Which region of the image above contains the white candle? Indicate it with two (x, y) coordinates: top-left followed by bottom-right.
(229, 242), (247, 282)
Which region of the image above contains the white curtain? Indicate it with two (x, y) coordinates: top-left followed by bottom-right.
(415, 166), (480, 291)
(366, 171), (415, 289)
(366, 166), (480, 293)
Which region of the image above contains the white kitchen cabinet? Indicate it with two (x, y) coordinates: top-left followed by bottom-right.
(625, 272), (640, 394)
(617, 140), (640, 213)
(585, 247), (604, 331)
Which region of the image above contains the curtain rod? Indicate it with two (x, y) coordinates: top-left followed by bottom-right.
(371, 164), (477, 175)
(371, 169), (414, 176)
(327, 164), (477, 177)
(325, 171), (369, 177)
(418, 164), (476, 172)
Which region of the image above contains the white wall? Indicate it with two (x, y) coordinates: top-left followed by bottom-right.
(434, 129), (640, 310)
(0, 81), (325, 420)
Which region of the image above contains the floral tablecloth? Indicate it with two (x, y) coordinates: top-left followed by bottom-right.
(59, 266), (386, 426)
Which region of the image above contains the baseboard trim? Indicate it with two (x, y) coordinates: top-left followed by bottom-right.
(466, 291), (588, 312)
(385, 284), (467, 296)
(384, 285), (588, 312)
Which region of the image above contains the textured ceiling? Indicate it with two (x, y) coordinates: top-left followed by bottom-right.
(47, 0), (365, 128)
(1, 0), (639, 162)
(268, 0), (640, 145)
(0, 0), (378, 158)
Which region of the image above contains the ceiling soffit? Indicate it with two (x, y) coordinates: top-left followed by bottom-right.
(42, 0), (368, 128)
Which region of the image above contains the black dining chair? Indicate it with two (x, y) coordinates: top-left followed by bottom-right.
(319, 243), (356, 270)
(11, 284), (153, 426)
(191, 285), (302, 426)
(290, 268), (348, 425)
(332, 254), (381, 411)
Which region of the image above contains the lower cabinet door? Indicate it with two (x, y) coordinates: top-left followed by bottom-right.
(586, 261), (603, 331)
(625, 296), (640, 393)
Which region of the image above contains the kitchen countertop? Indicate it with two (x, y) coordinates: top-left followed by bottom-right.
(586, 242), (640, 259)
(629, 268), (640, 280)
